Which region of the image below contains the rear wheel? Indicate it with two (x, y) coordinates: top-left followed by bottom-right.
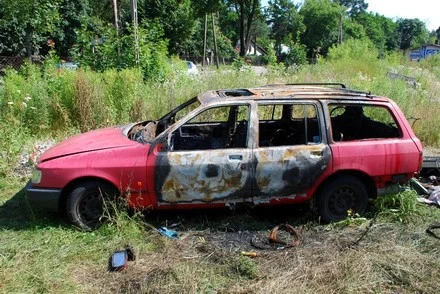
(66, 181), (117, 230)
(315, 176), (369, 223)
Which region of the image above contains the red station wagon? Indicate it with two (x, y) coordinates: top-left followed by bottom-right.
(26, 83), (423, 230)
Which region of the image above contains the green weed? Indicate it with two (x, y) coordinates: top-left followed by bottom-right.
(374, 190), (421, 223)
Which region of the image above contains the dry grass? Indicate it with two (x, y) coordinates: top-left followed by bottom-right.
(20, 209), (433, 294)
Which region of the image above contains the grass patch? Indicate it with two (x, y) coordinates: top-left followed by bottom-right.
(1, 176), (440, 292)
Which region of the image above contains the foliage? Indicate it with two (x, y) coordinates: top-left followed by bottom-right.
(356, 12), (398, 54)
(230, 0), (261, 57)
(299, 0), (344, 57)
(396, 18), (430, 50)
(138, 0), (199, 55)
(327, 38), (378, 62)
(0, 0), (62, 56)
(266, 0), (305, 56)
(261, 46), (278, 66)
(374, 190), (420, 223)
(342, 16), (367, 41)
(52, 0), (91, 57)
(71, 21), (171, 81)
(229, 256), (258, 279)
(284, 41), (307, 68)
(334, 0), (368, 18)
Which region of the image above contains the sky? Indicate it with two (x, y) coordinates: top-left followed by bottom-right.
(366, 0), (439, 31)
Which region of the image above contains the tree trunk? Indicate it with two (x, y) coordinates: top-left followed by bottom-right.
(25, 27), (32, 62)
(239, 4), (246, 57)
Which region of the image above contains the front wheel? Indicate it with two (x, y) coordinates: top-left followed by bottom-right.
(315, 176), (369, 223)
(66, 181), (117, 230)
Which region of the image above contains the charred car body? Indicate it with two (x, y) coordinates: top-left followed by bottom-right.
(26, 84), (423, 230)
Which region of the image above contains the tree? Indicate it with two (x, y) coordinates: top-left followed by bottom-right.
(138, 0), (199, 55)
(52, 0), (92, 57)
(0, 0), (61, 57)
(355, 12), (398, 54)
(396, 18), (429, 50)
(230, 0), (260, 57)
(435, 26), (440, 44)
(300, 0), (344, 57)
(266, 0), (305, 56)
(333, 0), (367, 18)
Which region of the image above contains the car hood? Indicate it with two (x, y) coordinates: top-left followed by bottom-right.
(38, 127), (138, 162)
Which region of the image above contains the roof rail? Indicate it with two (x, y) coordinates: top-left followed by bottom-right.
(218, 89), (254, 97)
(286, 83), (347, 88)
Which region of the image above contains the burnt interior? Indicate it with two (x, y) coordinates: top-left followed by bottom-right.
(259, 104), (321, 147)
(259, 119), (320, 146)
(330, 104), (401, 141)
(172, 105), (248, 151)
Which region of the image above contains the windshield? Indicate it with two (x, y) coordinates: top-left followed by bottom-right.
(128, 97), (201, 144)
(158, 97), (200, 123)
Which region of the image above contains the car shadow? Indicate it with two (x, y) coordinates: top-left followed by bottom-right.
(142, 202), (317, 233)
(0, 186), (69, 231)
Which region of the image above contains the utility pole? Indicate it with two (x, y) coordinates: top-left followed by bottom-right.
(202, 14), (207, 66)
(338, 12), (343, 44)
(112, 0), (120, 56)
(211, 13), (219, 69)
(131, 0), (139, 65)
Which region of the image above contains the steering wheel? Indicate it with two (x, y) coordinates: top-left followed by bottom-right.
(330, 106), (345, 117)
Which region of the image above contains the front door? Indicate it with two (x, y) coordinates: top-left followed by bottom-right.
(154, 104), (253, 205)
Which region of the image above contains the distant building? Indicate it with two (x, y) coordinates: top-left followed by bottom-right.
(235, 40), (268, 56)
(409, 44), (440, 61)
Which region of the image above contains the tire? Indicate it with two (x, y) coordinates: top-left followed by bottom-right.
(315, 176), (369, 223)
(66, 181), (117, 230)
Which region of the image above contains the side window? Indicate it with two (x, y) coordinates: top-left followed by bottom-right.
(329, 104), (401, 141)
(258, 103), (321, 147)
(258, 105), (283, 121)
(170, 105), (249, 151)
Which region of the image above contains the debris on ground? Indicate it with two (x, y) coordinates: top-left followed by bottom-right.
(426, 223), (440, 239)
(14, 140), (55, 177)
(108, 245), (136, 272)
(157, 226), (178, 239)
(413, 176), (440, 207)
(268, 223), (302, 248)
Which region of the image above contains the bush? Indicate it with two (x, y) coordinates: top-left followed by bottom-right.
(327, 38), (378, 62)
(374, 190), (420, 223)
(284, 42), (307, 68)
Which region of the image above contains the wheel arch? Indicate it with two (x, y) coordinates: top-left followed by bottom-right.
(314, 170), (377, 201)
(59, 176), (120, 212)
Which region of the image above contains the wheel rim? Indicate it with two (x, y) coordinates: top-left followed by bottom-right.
(328, 187), (356, 216)
(78, 191), (104, 226)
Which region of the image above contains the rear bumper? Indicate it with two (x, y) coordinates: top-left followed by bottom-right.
(25, 181), (62, 212)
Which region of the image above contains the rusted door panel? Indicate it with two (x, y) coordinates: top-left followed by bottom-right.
(253, 144), (331, 202)
(155, 148), (252, 204)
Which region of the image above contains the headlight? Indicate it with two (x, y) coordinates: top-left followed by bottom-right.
(31, 169), (42, 184)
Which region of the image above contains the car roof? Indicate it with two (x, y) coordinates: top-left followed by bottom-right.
(197, 83), (391, 104)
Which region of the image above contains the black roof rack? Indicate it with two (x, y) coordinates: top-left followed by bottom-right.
(286, 83), (347, 88)
(218, 89), (254, 97)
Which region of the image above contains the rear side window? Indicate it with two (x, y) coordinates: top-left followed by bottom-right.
(258, 103), (321, 146)
(329, 104), (401, 141)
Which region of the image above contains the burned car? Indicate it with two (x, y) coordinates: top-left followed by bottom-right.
(26, 83), (423, 230)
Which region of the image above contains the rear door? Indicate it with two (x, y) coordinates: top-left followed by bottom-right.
(328, 102), (421, 184)
(252, 102), (332, 203)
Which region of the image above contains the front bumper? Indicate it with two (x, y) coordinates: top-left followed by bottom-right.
(25, 181), (62, 212)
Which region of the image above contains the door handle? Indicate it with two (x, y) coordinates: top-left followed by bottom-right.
(229, 154), (243, 161)
(311, 150), (323, 156)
